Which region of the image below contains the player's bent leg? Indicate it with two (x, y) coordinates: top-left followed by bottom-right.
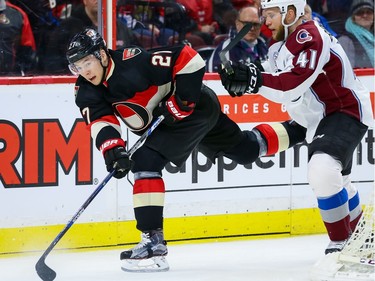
(199, 118), (306, 165)
(253, 120), (306, 156)
(221, 129), (261, 165)
(308, 153), (351, 254)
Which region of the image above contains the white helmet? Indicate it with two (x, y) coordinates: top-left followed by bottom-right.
(261, 0), (306, 19)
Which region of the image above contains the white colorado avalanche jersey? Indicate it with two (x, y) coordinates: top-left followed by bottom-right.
(260, 20), (373, 142)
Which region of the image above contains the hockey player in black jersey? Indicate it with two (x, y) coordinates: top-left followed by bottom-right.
(66, 28), (306, 272)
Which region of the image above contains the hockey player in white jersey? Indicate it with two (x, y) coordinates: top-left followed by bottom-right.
(219, 0), (373, 254)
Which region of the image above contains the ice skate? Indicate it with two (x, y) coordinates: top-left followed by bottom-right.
(120, 229), (169, 272)
(325, 239), (348, 254)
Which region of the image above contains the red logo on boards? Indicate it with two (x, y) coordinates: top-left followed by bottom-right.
(0, 119), (92, 188)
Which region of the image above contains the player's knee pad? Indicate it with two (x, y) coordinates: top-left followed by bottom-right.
(308, 153), (343, 198)
(131, 145), (168, 173)
(342, 175), (358, 199)
(253, 120), (306, 156)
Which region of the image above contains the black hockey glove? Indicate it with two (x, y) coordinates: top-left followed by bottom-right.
(101, 139), (133, 179)
(219, 62), (262, 97)
(155, 95), (195, 125)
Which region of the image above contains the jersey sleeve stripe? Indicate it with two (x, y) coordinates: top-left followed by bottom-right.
(90, 115), (122, 145)
(174, 45), (206, 76)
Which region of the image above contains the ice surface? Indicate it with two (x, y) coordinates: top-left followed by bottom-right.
(0, 234), (328, 281)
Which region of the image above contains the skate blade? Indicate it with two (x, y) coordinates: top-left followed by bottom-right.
(121, 256), (170, 273)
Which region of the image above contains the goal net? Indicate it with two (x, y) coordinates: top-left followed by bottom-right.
(310, 188), (375, 281)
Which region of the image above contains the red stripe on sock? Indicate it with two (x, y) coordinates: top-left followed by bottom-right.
(133, 178), (165, 195)
(324, 215), (351, 241)
(255, 124), (279, 155)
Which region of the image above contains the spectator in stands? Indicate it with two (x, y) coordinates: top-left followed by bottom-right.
(206, 5), (268, 72)
(303, 2), (313, 20)
(43, 0), (138, 74)
(338, 0), (374, 68)
(307, 0), (351, 35)
(231, 0), (260, 10)
(212, 0), (237, 34)
(176, 0), (219, 45)
(306, 0), (326, 15)
(303, 4), (338, 37)
(119, 0), (178, 47)
(0, 0), (36, 75)
(8, 0), (60, 74)
(231, 0), (272, 42)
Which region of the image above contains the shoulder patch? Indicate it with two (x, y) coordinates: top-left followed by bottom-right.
(122, 48), (142, 60)
(296, 29), (312, 44)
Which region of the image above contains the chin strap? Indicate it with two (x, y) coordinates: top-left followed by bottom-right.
(281, 12), (300, 40)
(98, 50), (111, 84)
(100, 60), (109, 84)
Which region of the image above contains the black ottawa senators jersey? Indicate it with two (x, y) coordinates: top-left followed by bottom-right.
(74, 44), (206, 150)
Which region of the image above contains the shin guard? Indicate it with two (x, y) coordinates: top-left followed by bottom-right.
(133, 177), (165, 231)
(253, 120), (306, 156)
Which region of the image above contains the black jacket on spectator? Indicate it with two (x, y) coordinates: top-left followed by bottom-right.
(43, 4), (138, 74)
(0, 2), (36, 75)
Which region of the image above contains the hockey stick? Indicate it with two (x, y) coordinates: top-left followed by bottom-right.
(35, 115), (165, 281)
(219, 23), (253, 75)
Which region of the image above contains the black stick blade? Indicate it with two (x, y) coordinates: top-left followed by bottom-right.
(219, 22), (253, 75)
(36, 257), (57, 281)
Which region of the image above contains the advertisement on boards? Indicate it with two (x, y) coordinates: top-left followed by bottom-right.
(0, 75), (373, 228)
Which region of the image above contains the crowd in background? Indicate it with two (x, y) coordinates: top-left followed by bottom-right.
(0, 0), (373, 76)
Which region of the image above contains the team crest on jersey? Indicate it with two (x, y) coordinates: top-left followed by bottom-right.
(114, 101), (151, 131)
(296, 29), (312, 44)
(122, 48), (141, 60)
